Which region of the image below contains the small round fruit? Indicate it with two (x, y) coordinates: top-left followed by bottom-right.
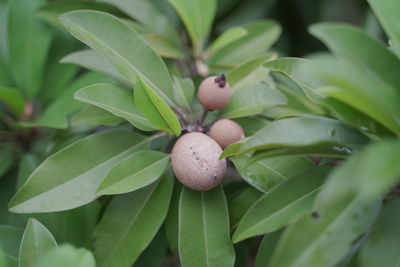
(198, 75), (231, 110)
(209, 119), (244, 149)
(171, 132), (227, 191)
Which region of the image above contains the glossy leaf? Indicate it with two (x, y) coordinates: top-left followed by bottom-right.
(35, 245), (95, 267)
(317, 139), (400, 207)
(8, 130), (152, 213)
(38, 0), (123, 30)
(208, 20), (281, 67)
(164, 183), (182, 254)
(228, 187), (263, 227)
(168, 0), (216, 55)
(93, 173), (173, 267)
(238, 116), (369, 156)
(207, 26), (247, 55)
(269, 198), (380, 267)
(172, 76), (195, 109)
(132, 230), (168, 267)
(0, 225), (23, 267)
(227, 55), (275, 88)
(367, 0), (400, 51)
(179, 186), (235, 267)
(231, 155), (314, 192)
(61, 50), (128, 85)
(219, 83), (287, 118)
(142, 33), (184, 59)
(233, 167), (331, 243)
(304, 56), (400, 134)
(255, 231), (282, 267)
(8, 0), (51, 97)
(74, 83), (154, 131)
(316, 85), (400, 135)
(21, 72), (112, 129)
(19, 219), (58, 267)
(309, 23), (400, 90)
(97, 150), (169, 195)
(70, 105), (124, 127)
(60, 10), (175, 106)
(100, 0), (179, 44)
(134, 77), (181, 136)
(359, 198), (400, 267)
(0, 87), (24, 116)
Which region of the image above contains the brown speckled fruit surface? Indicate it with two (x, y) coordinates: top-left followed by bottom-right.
(198, 76), (231, 110)
(171, 132), (227, 191)
(209, 119), (244, 149)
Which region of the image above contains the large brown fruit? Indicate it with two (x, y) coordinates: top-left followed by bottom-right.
(209, 119), (244, 149)
(198, 75), (231, 110)
(171, 132), (227, 191)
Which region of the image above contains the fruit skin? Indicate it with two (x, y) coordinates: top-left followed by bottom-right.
(171, 132), (227, 191)
(209, 119), (244, 149)
(198, 75), (231, 110)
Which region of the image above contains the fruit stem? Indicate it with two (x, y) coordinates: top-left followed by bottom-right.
(199, 107), (208, 125)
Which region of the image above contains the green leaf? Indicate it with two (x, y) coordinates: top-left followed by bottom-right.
(17, 154), (42, 190)
(231, 155), (314, 192)
(38, 0), (124, 30)
(8, 0), (51, 98)
(0, 87), (24, 116)
(208, 20), (281, 67)
(228, 187), (263, 228)
(35, 245), (95, 267)
(19, 219), (58, 267)
(132, 230), (168, 267)
(164, 183), (182, 254)
(255, 231), (282, 267)
(74, 83), (154, 131)
(316, 85), (400, 135)
(367, 0), (400, 51)
(309, 23), (400, 91)
(0, 143), (13, 178)
(207, 26), (247, 55)
(269, 198), (380, 267)
(179, 186), (235, 267)
(21, 72), (112, 129)
(238, 116), (370, 156)
(0, 225), (23, 267)
(226, 54), (275, 87)
(8, 130), (153, 213)
(303, 56), (400, 134)
(134, 77), (181, 136)
(61, 50), (128, 85)
(172, 76), (195, 109)
(70, 105), (124, 127)
(233, 167), (331, 243)
(167, 0), (216, 55)
(219, 83), (287, 119)
(142, 33), (184, 59)
(316, 139), (400, 207)
(60, 10), (175, 106)
(265, 58), (322, 103)
(100, 0), (180, 45)
(97, 150), (170, 195)
(359, 198), (400, 267)
(93, 172), (173, 267)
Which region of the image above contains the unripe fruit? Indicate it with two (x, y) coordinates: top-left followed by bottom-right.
(209, 119), (244, 149)
(171, 132), (227, 191)
(198, 75), (231, 110)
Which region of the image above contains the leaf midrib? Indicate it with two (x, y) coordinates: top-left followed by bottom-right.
(64, 15), (174, 107)
(100, 155), (169, 192)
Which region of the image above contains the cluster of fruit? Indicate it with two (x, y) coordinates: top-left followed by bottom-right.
(171, 75), (245, 191)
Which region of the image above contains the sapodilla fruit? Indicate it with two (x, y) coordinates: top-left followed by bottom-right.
(198, 75), (231, 110)
(209, 119), (244, 149)
(171, 132), (227, 191)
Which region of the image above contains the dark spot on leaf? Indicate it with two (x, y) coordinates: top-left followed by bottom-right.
(311, 211), (320, 220)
